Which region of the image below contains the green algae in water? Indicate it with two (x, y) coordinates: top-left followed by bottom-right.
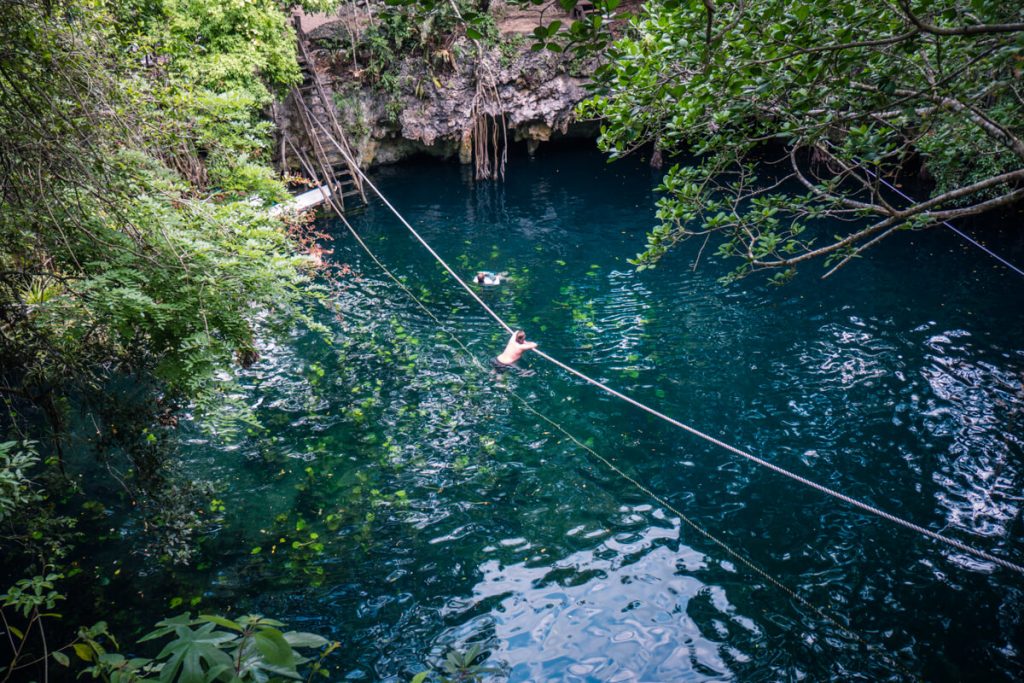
(79, 146), (1024, 681)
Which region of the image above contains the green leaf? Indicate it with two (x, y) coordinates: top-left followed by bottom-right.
(254, 628), (294, 667)
(98, 653), (126, 666)
(282, 631), (329, 649)
(198, 615), (243, 632)
(73, 643), (94, 661)
(251, 660), (304, 680)
(154, 622), (234, 683)
(52, 651), (70, 666)
(465, 26), (483, 40)
(411, 673), (430, 683)
(204, 663), (232, 681)
(139, 613), (193, 642)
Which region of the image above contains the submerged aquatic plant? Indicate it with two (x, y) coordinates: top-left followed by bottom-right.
(412, 643), (502, 683)
(83, 613), (338, 682)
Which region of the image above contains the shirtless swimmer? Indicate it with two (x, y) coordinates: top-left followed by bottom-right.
(493, 330), (537, 371)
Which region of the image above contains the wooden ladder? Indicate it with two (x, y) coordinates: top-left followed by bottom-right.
(283, 16), (366, 214)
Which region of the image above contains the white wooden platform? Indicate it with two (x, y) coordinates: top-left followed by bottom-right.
(268, 185), (332, 217)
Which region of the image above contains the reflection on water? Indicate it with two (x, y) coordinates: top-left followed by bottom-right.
(921, 331), (1024, 543)
(80, 147), (1024, 682)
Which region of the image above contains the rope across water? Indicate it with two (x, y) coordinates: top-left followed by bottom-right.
(817, 139), (1024, 278)
(865, 165), (1024, 278)
(324, 138), (1024, 576)
(334, 212), (924, 677)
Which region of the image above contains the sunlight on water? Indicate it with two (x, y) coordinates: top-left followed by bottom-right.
(93, 146), (1024, 682)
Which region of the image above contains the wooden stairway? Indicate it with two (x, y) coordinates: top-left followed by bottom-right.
(280, 16), (366, 214)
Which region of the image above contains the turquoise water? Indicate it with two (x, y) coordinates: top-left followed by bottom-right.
(99, 146), (1024, 680)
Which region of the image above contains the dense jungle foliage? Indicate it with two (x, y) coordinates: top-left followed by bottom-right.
(5, 0), (1021, 678)
(0, 0), (345, 679)
(374, 0), (1023, 279)
(577, 0), (1024, 280)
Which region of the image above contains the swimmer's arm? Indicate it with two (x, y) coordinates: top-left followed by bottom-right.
(521, 341), (538, 350)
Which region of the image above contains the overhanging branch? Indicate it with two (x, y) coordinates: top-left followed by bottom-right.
(898, 0), (1024, 35)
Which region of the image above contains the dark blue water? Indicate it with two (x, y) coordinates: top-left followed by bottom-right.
(108, 146), (1024, 681)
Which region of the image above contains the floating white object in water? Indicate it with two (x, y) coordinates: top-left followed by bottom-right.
(475, 271), (503, 286)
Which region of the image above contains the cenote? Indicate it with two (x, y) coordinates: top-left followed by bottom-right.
(70, 144), (1023, 681)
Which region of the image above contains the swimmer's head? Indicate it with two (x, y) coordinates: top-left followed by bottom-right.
(476, 272), (486, 283)
(515, 330), (526, 344)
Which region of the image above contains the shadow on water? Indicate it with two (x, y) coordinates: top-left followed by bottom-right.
(83, 145), (1024, 681)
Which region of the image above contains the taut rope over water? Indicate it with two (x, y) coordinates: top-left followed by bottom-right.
(818, 140), (1024, 279)
(867, 166), (1024, 278)
(333, 210), (924, 678)
(322, 144), (1024, 576)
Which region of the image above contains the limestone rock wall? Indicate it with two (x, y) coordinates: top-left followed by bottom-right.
(278, 17), (598, 170)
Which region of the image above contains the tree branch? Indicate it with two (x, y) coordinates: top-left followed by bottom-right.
(751, 214), (901, 269)
(894, 168), (1024, 217)
(921, 187), (1024, 222)
(750, 30), (920, 66)
(702, 0), (715, 46)
(850, 80), (1024, 161)
(932, 96), (1024, 161)
(820, 224), (906, 279)
(710, 0), (743, 46)
(789, 146), (885, 214)
(898, 0), (1024, 36)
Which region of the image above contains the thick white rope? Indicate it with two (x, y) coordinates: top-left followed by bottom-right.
(334, 211), (920, 676)
(322, 130), (1024, 576)
(533, 350), (1024, 575)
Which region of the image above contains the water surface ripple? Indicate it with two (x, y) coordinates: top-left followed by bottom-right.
(157, 148), (1024, 681)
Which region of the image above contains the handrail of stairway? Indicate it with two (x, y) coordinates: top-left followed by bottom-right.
(291, 14), (366, 204)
